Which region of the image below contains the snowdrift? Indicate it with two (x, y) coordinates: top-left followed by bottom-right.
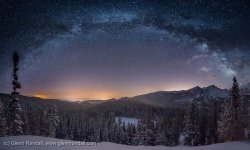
(0, 136), (249, 150)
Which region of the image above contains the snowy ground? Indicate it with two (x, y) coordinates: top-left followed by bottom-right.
(0, 136), (250, 150)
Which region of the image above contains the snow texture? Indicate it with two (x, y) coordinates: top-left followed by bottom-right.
(0, 136), (250, 150)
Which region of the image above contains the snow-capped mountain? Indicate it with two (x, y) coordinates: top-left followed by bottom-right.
(0, 85), (229, 109)
(130, 85), (228, 107)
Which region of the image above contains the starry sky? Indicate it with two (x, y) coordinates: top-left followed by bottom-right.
(0, 0), (250, 100)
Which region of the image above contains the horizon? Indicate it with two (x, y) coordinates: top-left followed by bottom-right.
(0, 83), (232, 101)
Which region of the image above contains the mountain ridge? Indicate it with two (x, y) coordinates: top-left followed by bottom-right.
(0, 85), (234, 109)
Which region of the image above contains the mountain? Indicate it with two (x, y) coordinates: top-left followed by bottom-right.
(0, 85), (229, 110)
(129, 85), (228, 107)
(241, 83), (250, 89)
(241, 83), (250, 94)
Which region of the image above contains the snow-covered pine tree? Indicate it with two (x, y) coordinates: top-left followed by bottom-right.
(120, 121), (129, 144)
(116, 117), (122, 143)
(0, 100), (7, 136)
(134, 118), (147, 145)
(40, 110), (50, 136)
(8, 51), (24, 135)
(48, 105), (59, 137)
(22, 111), (30, 135)
(73, 122), (80, 141)
(145, 107), (155, 146)
(218, 99), (231, 141)
(155, 118), (167, 145)
(183, 102), (200, 146)
(127, 123), (135, 145)
(92, 127), (101, 142)
(218, 77), (245, 141)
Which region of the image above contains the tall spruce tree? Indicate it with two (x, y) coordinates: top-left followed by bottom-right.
(8, 51), (24, 135)
(183, 102), (200, 146)
(218, 77), (245, 141)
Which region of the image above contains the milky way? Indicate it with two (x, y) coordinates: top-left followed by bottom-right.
(0, 0), (250, 100)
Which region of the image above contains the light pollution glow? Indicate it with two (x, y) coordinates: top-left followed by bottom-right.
(29, 82), (199, 100)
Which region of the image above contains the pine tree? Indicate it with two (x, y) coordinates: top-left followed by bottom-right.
(40, 110), (49, 136)
(120, 122), (129, 144)
(199, 104), (207, 145)
(23, 111), (30, 135)
(145, 107), (155, 146)
(218, 77), (245, 141)
(155, 119), (167, 145)
(208, 101), (218, 144)
(127, 123), (135, 145)
(8, 51), (24, 135)
(0, 100), (7, 136)
(116, 117), (122, 143)
(183, 102), (200, 146)
(218, 100), (232, 141)
(169, 118), (181, 146)
(134, 118), (147, 145)
(48, 105), (59, 137)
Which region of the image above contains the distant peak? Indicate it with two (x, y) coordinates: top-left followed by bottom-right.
(206, 85), (218, 89)
(190, 86), (201, 90)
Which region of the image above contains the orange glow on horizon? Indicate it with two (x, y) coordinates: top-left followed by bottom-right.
(28, 82), (200, 101)
(32, 94), (49, 99)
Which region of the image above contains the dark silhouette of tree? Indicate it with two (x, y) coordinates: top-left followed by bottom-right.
(8, 51), (23, 135)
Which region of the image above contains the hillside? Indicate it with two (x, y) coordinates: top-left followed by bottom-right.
(0, 85), (230, 110)
(0, 136), (249, 150)
(129, 85), (228, 107)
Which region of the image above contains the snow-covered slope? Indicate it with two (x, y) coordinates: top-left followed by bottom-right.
(0, 136), (249, 150)
(131, 85), (228, 107)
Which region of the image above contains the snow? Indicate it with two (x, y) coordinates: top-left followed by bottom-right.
(178, 133), (185, 146)
(0, 136), (250, 150)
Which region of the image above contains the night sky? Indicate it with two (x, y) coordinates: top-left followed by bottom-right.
(0, 0), (250, 100)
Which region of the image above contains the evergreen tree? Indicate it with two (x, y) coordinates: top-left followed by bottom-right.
(218, 77), (245, 141)
(155, 118), (167, 145)
(183, 102), (200, 146)
(48, 105), (59, 137)
(208, 101), (218, 144)
(40, 110), (49, 136)
(8, 51), (24, 135)
(22, 111), (30, 135)
(169, 118), (181, 146)
(135, 118), (147, 145)
(199, 104), (207, 145)
(127, 123), (135, 145)
(145, 107), (155, 146)
(120, 122), (129, 144)
(0, 100), (7, 136)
